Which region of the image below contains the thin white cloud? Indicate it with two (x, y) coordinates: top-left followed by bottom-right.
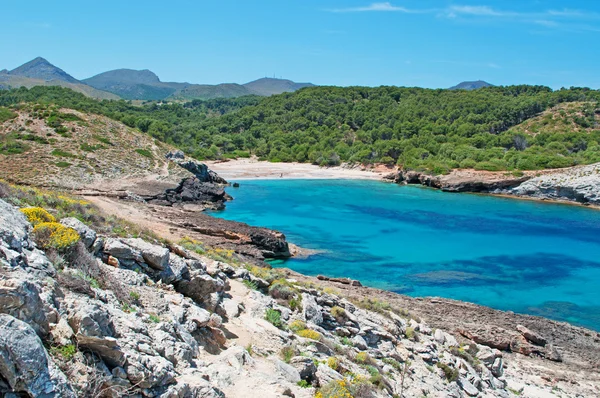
(327, 2), (415, 13)
(326, 3), (600, 33)
(447, 6), (508, 17)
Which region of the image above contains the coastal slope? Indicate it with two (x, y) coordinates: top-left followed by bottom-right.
(0, 183), (598, 397)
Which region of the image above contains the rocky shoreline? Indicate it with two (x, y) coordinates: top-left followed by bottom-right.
(383, 163), (600, 207)
(1, 194), (599, 397)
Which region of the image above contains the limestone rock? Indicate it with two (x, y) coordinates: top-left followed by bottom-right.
(289, 356), (316, 381)
(459, 327), (512, 351)
(176, 271), (225, 307)
(274, 359), (301, 383)
(123, 238), (170, 270)
(302, 293), (323, 325)
(458, 376), (479, 397)
(0, 199), (30, 251)
(49, 317), (74, 346)
(104, 238), (142, 262)
(0, 278), (49, 336)
(314, 364), (343, 387)
(60, 217), (97, 249)
(0, 314), (76, 397)
(516, 324), (547, 346)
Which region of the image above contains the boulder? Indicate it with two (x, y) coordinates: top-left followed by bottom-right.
(459, 327), (512, 351)
(0, 278), (49, 336)
(457, 376), (479, 397)
(76, 335), (126, 367)
(123, 238), (170, 270)
(68, 303), (125, 367)
(289, 356), (317, 381)
(0, 314), (76, 397)
(544, 344), (563, 362)
(104, 238), (142, 262)
(516, 324), (547, 346)
(274, 359), (301, 383)
(186, 305), (211, 329)
(314, 364), (343, 387)
(491, 357), (504, 377)
(176, 272), (225, 307)
(125, 352), (176, 390)
(0, 200), (30, 251)
(60, 217), (96, 249)
(302, 293), (323, 325)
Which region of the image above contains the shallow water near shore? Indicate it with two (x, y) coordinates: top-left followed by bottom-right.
(210, 179), (600, 331)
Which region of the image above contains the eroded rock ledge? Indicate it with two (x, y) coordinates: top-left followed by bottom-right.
(385, 162), (600, 206)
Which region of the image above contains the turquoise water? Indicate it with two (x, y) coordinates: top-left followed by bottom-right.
(209, 179), (600, 331)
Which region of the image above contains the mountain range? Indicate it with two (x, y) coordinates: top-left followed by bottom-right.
(0, 57), (314, 101)
(0, 57), (494, 101)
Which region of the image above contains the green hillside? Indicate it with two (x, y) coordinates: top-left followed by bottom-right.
(1, 85), (599, 173)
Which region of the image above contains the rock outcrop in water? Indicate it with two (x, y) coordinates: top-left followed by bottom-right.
(386, 163), (600, 207)
(385, 169), (530, 193)
(511, 162), (600, 205)
(1, 192), (598, 397)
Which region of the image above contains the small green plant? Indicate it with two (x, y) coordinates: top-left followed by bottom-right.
(289, 295), (302, 311)
(436, 362), (459, 382)
(382, 358), (402, 372)
(135, 148), (153, 158)
(92, 134), (113, 145)
(129, 291), (141, 301)
(74, 271), (100, 289)
(148, 314), (160, 323)
(265, 308), (283, 328)
(55, 161), (72, 168)
(297, 380), (311, 388)
(330, 306), (347, 321)
(405, 327), (415, 340)
(50, 344), (77, 360)
(178, 236), (206, 254)
(243, 279), (259, 290)
(327, 356), (340, 371)
(289, 319), (306, 332)
(51, 149), (77, 158)
(245, 343), (254, 356)
(355, 351), (373, 365)
(340, 336), (353, 347)
(280, 346), (296, 363)
(122, 303), (136, 313)
(80, 143), (103, 152)
(296, 329), (321, 340)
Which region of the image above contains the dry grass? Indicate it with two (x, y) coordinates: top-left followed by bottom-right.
(0, 105), (184, 188)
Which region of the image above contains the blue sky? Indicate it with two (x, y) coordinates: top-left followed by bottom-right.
(1, 1), (599, 89)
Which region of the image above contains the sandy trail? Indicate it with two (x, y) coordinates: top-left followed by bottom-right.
(204, 158), (391, 181)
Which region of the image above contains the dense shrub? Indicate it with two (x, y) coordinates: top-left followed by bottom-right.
(265, 308), (283, 328)
(20, 207), (56, 225)
(32, 222), (79, 251)
(296, 329), (321, 340)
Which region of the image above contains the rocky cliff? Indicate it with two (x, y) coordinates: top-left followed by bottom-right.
(0, 183), (598, 397)
(512, 163), (600, 205)
(386, 163), (600, 207)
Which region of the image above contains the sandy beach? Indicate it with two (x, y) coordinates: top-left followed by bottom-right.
(203, 158), (391, 181)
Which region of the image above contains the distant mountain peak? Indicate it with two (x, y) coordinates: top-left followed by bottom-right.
(9, 57), (80, 84)
(84, 69), (161, 86)
(449, 80), (494, 90)
(243, 77), (315, 96)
